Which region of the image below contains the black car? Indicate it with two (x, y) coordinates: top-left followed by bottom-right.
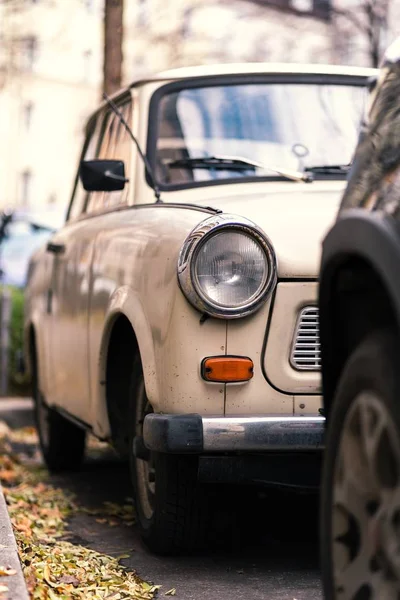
(319, 38), (400, 599)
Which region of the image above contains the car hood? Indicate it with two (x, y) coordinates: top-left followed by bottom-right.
(189, 181), (346, 279)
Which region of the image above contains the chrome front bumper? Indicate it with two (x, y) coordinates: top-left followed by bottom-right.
(143, 414), (325, 453)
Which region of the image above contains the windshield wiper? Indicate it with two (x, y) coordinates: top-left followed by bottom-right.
(164, 155), (312, 183)
(304, 164), (351, 175)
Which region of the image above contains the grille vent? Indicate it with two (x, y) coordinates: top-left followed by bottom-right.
(290, 306), (321, 371)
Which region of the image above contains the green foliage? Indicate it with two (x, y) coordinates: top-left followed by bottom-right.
(7, 286), (30, 396)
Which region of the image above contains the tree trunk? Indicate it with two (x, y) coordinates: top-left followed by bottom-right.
(365, 2), (381, 67)
(332, 0), (390, 68)
(103, 0), (124, 96)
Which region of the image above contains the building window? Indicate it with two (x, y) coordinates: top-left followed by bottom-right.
(83, 50), (92, 82)
(20, 170), (32, 206)
(21, 36), (37, 71)
(23, 102), (34, 130)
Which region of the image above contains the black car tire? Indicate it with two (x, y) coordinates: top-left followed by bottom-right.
(320, 330), (400, 599)
(129, 355), (210, 555)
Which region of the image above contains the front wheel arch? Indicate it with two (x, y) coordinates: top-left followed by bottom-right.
(320, 210), (400, 420)
(320, 255), (397, 421)
(104, 314), (143, 456)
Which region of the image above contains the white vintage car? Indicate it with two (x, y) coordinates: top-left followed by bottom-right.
(25, 63), (375, 554)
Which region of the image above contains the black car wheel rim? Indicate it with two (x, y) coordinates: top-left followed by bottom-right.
(332, 391), (400, 599)
(134, 378), (155, 520)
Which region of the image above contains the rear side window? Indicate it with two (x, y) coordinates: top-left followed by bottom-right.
(68, 118), (101, 221)
(86, 101), (132, 214)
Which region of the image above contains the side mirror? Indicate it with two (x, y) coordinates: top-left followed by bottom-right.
(80, 159), (129, 192)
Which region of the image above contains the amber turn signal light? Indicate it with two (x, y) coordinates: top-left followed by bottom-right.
(201, 356), (254, 383)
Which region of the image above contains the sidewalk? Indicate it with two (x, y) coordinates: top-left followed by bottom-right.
(0, 488), (29, 600)
(0, 397), (33, 600)
(0, 397), (34, 429)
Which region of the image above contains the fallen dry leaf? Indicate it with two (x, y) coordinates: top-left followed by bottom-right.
(58, 574), (80, 586)
(0, 421), (160, 599)
(0, 566), (17, 576)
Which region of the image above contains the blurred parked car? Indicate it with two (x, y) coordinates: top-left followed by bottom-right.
(319, 39), (400, 599)
(0, 209), (63, 288)
(24, 62), (374, 555)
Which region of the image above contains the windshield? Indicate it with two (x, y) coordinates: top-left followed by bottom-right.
(153, 81), (367, 187)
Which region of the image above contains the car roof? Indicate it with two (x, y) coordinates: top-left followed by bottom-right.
(137, 62), (377, 82)
(91, 62), (377, 128)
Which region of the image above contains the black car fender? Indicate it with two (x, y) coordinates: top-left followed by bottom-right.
(319, 208), (400, 415)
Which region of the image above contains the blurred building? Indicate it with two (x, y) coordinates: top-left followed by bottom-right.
(123, 0), (334, 81)
(332, 0), (399, 67)
(0, 0), (396, 213)
(0, 0), (102, 214)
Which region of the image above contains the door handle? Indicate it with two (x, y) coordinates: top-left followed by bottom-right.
(46, 241), (65, 255)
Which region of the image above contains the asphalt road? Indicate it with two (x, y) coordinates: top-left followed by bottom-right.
(46, 447), (322, 600)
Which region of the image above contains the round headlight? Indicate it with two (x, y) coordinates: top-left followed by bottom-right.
(194, 230), (268, 308)
(178, 214), (277, 319)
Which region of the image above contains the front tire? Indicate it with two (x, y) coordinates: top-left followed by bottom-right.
(129, 357), (209, 555)
(321, 331), (400, 599)
(32, 347), (86, 473)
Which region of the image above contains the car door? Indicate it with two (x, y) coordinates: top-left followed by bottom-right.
(47, 98), (132, 425)
(45, 114), (103, 422)
(85, 99), (133, 425)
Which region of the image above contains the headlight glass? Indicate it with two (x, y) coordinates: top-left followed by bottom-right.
(177, 214), (277, 319)
(193, 231), (268, 308)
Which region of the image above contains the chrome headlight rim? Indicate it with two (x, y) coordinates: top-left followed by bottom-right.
(177, 214), (277, 319)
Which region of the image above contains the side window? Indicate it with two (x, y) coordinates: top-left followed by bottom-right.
(86, 101), (132, 214)
(68, 118), (101, 221)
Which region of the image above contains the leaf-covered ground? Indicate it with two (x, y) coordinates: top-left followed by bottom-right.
(0, 424), (160, 600)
